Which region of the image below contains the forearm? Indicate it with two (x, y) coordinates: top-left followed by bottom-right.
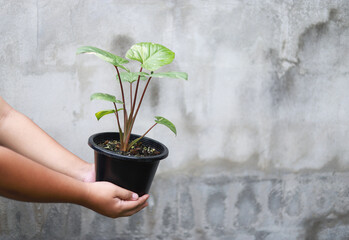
(0, 146), (86, 203)
(0, 98), (91, 181)
(0, 98), (149, 218)
(0, 146), (149, 218)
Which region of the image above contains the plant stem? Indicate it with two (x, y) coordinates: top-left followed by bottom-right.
(130, 82), (133, 111)
(142, 122), (157, 139)
(125, 76), (152, 148)
(130, 67), (143, 118)
(115, 66), (128, 149)
(133, 76), (152, 123)
(126, 123), (158, 152)
(113, 102), (124, 149)
(124, 67), (143, 148)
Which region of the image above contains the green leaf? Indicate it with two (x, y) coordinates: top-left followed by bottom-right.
(154, 116), (177, 135)
(77, 46), (129, 71)
(151, 71), (188, 80)
(126, 42), (175, 71)
(95, 108), (123, 120)
(90, 93), (123, 104)
(118, 72), (149, 83)
(95, 109), (115, 120)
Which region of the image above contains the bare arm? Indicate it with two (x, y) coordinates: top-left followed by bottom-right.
(0, 97), (93, 182)
(0, 146), (149, 218)
(0, 97), (149, 217)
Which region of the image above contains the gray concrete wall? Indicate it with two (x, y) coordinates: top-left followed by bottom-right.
(1, 0), (349, 239)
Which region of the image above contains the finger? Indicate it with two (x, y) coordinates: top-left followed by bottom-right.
(121, 195), (150, 217)
(124, 201), (149, 217)
(118, 194), (149, 215)
(113, 185), (139, 201)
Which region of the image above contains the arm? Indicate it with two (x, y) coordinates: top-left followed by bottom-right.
(0, 146), (149, 218)
(0, 97), (93, 182)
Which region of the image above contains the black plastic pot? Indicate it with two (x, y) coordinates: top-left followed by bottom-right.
(88, 132), (168, 196)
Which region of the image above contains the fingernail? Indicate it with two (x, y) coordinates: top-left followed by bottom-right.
(132, 193), (139, 200)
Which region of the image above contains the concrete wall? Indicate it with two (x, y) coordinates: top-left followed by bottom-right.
(1, 0), (349, 239)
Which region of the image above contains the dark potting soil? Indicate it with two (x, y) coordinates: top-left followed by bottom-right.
(98, 139), (160, 157)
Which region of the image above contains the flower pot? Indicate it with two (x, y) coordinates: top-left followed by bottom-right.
(88, 132), (168, 196)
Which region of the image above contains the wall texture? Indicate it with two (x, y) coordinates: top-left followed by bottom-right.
(1, 0), (349, 239)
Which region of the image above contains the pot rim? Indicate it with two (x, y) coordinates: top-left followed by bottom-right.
(88, 132), (169, 162)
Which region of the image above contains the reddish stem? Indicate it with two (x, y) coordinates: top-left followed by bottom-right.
(130, 67), (143, 118)
(113, 102), (124, 149)
(126, 123), (158, 152)
(133, 76), (152, 122)
(124, 76), (152, 147)
(124, 67), (143, 147)
(141, 122), (157, 139)
(113, 103), (122, 133)
(115, 66), (128, 150)
(130, 82), (133, 111)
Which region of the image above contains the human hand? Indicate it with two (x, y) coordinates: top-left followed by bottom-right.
(82, 181), (149, 218)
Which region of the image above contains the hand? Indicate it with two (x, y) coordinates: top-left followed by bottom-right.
(82, 181), (149, 218)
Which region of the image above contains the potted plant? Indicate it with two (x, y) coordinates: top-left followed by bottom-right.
(77, 42), (188, 196)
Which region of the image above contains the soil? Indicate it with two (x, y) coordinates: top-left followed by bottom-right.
(98, 139), (160, 157)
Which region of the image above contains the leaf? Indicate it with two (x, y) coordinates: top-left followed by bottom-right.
(151, 71), (188, 80)
(118, 72), (149, 83)
(95, 108), (123, 120)
(154, 116), (177, 135)
(126, 42), (175, 71)
(90, 93), (123, 104)
(95, 109), (115, 120)
(77, 46), (129, 71)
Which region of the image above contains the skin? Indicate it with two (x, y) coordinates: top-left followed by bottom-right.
(0, 97), (149, 218)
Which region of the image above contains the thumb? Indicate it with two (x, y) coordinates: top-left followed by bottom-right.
(114, 185), (139, 201)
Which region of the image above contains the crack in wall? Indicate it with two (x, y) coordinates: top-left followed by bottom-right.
(268, 8), (346, 110)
